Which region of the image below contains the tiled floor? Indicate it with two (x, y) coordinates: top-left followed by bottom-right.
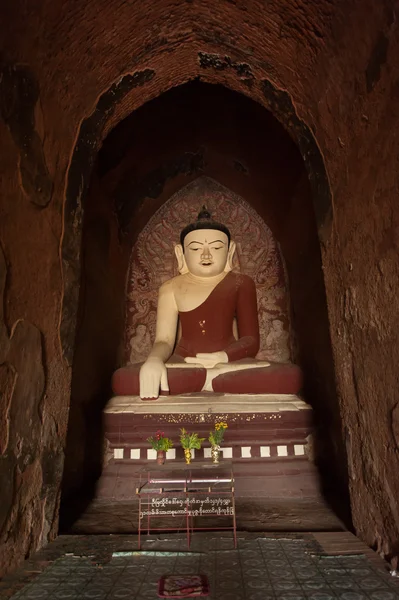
(1, 535), (398, 600)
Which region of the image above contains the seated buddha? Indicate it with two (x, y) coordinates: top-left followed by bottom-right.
(112, 208), (302, 399)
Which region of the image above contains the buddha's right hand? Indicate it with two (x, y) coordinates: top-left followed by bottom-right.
(139, 358), (169, 399)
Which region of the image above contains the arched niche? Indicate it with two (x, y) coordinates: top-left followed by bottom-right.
(60, 77), (333, 368)
(60, 81), (347, 530)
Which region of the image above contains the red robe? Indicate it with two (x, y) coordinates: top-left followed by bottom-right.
(173, 272), (260, 361)
(112, 272), (302, 396)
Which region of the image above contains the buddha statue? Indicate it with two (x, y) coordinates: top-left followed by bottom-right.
(112, 208), (302, 399)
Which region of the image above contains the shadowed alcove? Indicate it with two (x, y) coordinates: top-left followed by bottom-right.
(60, 81), (349, 531)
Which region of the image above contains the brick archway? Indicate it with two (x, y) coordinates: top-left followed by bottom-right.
(61, 71), (332, 365)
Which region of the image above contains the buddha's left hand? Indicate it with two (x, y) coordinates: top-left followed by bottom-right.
(184, 351), (228, 369)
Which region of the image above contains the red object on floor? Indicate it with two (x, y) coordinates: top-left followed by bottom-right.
(158, 574), (210, 598)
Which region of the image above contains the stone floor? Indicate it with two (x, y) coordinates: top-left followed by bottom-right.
(1, 534), (398, 600)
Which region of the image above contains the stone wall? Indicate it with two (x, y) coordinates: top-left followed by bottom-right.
(0, 66), (69, 574)
(1, 0), (398, 576)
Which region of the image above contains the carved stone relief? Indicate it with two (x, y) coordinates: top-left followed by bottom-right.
(126, 177), (291, 364)
(0, 244), (51, 576)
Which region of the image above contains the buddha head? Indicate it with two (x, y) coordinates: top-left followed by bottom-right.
(175, 207), (236, 277)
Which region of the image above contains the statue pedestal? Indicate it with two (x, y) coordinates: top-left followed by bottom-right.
(98, 394), (321, 501)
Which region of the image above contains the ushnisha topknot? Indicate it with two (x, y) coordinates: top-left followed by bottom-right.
(180, 206), (231, 249)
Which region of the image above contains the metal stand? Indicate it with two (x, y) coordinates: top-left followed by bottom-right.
(136, 461), (236, 549)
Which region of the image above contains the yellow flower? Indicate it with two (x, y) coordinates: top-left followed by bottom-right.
(215, 422), (228, 430)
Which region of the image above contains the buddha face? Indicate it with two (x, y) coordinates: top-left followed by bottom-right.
(181, 229), (231, 277)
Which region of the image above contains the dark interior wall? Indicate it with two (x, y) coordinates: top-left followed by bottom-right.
(281, 173), (347, 500)
(0, 0), (398, 577)
(60, 175), (126, 500)
(61, 83), (343, 526)
(323, 78), (399, 563)
(0, 62), (70, 577)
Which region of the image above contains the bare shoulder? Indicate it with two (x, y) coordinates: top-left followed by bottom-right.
(159, 277), (176, 294)
(159, 275), (182, 299)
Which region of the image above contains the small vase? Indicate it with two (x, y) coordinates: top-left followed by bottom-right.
(184, 448), (192, 464)
(156, 450), (165, 465)
(211, 445), (221, 464)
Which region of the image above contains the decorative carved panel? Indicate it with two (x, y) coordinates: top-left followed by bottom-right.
(126, 177), (291, 364)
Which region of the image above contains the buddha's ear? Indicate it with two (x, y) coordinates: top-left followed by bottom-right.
(224, 240), (236, 272)
(174, 244), (189, 274)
